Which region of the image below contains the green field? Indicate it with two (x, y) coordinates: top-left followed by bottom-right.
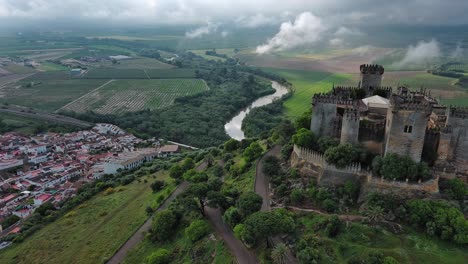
(2, 64), (37, 74)
(0, 173), (175, 264)
(109, 58), (173, 69)
(297, 213), (468, 264)
(83, 68), (195, 79)
(62, 79), (209, 114)
(36, 62), (69, 72)
(0, 79), (109, 111)
(263, 68), (355, 117)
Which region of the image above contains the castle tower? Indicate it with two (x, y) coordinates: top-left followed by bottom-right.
(340, 108), (360, 145)
(310, 94), (354, 138)
(384, 94), (431, 162)
(359, 64), (384, 93)
(442, 107), (468, 173)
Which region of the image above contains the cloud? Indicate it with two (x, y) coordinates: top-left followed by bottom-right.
(256, 12), (326, 54)
(334, 27), (364, 37)
(352, 45), (376, 55)
(450, 43), (464, 58)
(185, 23), (218, 38)
(236, 14), (277, 28)
(393, 39), (441, 67)
(0, 1), (468, 27)
(329, 38), (344, 47)
(221, 30), (229, 37)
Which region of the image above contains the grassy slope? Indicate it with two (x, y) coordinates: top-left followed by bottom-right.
(0, 173), (175, 264)
(263, 68), (354, 117)
(0, 79), (109, 111)
(298, 213), (468, 264)
(1, 113), (47, 134)
(123, 221), (234, 264)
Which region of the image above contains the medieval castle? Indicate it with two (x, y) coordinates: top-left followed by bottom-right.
(310, 64), (468, 176)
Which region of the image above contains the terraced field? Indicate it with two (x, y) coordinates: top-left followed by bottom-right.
(62, 79), (209, 114)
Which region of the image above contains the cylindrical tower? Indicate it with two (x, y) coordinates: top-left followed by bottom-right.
(340, 109), (360, 144)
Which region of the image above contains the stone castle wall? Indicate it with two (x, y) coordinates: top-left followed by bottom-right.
(292, 145), (439, 199)
(341, 110), (360, 144)
(310, 103), (338, 138)
(384, 108), (428, 162)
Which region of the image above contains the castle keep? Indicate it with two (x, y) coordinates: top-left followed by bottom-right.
(310, 64), (468, 174)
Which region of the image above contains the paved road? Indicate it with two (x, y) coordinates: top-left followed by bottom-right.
(255, 145), (298, 264)
(106, 181), (190, 264)
(0, 105), (92, 128)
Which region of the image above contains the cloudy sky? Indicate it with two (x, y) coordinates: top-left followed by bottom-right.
(0, 0), (467, 26)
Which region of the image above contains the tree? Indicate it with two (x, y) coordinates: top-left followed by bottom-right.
(224, 139), (239, 152)
(317, 136), (339, 153)
(271, 243), (288, 264)
(262, 156), (281, 177)
(446, 178), (467, 200)
(243, 142), (263, 162)
(147, 248), (170, 264)
(237, 192), (263, 217)
(151, 209), (178, 242)
(324, 144), (359, 168)
(223, 207), (242, 227)
(294, 111), (311, 130)
(169, 165), (183, 180)
(243, 210), (295, 245)
(150, 180), (165, 193)
(290, 189), (304, 205)
(364, 206), (385, 225)
(292, 128), (317, 149)
(181, 158), (195, 171)
(185, 220), (210, 242)
(188, 183), (210, 215)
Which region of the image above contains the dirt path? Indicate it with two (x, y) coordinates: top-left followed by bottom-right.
(199, 161), (259, 264)
(106, 181), (189, 264)
(255, 145), (298, 264)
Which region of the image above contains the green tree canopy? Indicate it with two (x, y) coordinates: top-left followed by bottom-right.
(151, 209), (178, 242)
(185, 220), (210, 242)
(237, 191), (263, 217)
(292, 128), (317, 149)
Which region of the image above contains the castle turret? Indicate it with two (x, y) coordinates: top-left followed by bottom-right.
(310, 94), (353, 138)
(359, 64), (384, 93)
(340, 108), (360, 145)
(384, 93), (432, 162)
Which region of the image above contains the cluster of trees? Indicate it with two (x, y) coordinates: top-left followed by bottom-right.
(64, 57), (277, 147)
(205, 50), (228, 59)
(0, 116), (79, 135)
(406, 200), (467, 244)
(372, 153), (431, 182)
(242, 101), (285, 138)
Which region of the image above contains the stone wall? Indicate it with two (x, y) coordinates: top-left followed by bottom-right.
(384, 108), (428, 162)
(291, 145), (439, 200)
(341, 109), (360, 144)
(310, 102), (338, 138)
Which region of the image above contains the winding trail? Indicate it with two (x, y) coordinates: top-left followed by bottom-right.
(106, 181), (189, 264)
(255, 145), (298, 264)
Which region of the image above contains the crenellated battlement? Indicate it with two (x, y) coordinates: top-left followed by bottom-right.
(360, 64), (384, 75)
(343, 108), (360, 121)
(312, 93), (355, 106)
(449, 106), (468, 119)
(391, 95), (432, 113)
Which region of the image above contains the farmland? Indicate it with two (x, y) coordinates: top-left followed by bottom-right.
(0, 79), (109, 111)
(62, 79), (209, 114)
(0, 172), (175, 264)
(263, 68), (355, 117)
(83, 68), (195, 79)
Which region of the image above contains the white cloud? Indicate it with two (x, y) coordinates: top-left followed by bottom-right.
(329, 38), (344, 47)
(334, 27), (364, 37)
(450, 43), (464, 58)
(393, 39), (441, 67)
(221, 30), (229, 37)
(256, 12), (326, 54)
(351, 45), (376, 55)
(236, 14), (277, 28)
(185, 23), (218, 38)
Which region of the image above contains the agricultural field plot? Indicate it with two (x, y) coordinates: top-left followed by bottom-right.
(62, 79), (209, 114)
(83, 68), (195, 79)
(36, 62), (69, 72)
(0, 173), (175, 264)
(0, 79), (109, 111)
(263, 68), (355, 117)
(1, 64), (37, 74)
(106, 58), (173, 70)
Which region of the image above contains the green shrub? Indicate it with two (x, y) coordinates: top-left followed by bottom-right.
(147, 248), (170, 264)
(185, 220), (210, 242)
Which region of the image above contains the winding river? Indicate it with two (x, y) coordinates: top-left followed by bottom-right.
(224, 81), (289, 140)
